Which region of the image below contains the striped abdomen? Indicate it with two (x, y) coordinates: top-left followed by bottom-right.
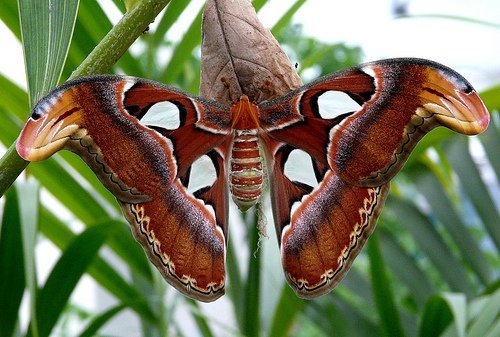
(230, 130), (264, 211)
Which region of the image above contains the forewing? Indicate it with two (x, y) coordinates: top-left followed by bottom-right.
(260, 58), (489, 187)
(16, 75), (232, 302)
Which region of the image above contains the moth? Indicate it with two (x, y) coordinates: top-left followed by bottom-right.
(16, 58), (489, 302)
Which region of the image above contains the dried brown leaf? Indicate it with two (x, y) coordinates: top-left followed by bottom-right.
(199, 0), (302, 104)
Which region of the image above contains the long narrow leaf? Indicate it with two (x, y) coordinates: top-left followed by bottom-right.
(419, 293), (465, 337)
(186, 299), (215, 337)
(18, 0), (80, 106)
(446, 138), (500, 251)
(0, 73), (29, 118)
(29, 223), (119, 337)
(38, 206), (156, 321)
(466, 289), (500, 337)
(268, 285), (306, 337)
(0, 0), (21, 39)
(159, 6), (203, 84)
(252, 0), (268, 12)
(305, 294), (380, 337)
(368, 233), (405, 337)
(0, 187), (25, 337)
(17, 181), (40, 337)
(271, 0), (307, 36)
(151, 0), (192, 46)
(74, 0), (143, 76)
(378, 227), (435, 308)
(479, 111), (500, 175)
(242, 211), (262, 337)
(77, 304), (127, 337)
(386, 196), (474, 295)
(416, 169), (492, 284)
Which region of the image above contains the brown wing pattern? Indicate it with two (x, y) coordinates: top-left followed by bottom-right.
(16, 76), (232, 301)
(259, 58), (489, 298)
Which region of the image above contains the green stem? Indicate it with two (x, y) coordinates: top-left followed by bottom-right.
(0, 146), (29, 196)
(0, 0), (171, 198)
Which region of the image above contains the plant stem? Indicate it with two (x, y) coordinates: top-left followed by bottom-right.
(0, 0), (171, 198)
(0, 146), (29, 196)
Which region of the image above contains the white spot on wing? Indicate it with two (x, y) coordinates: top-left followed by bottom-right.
(141, 101), (181, 129)
(317, 91), (361, 119)
(188, 155), (217, 194)
(283, 149), (318, 188)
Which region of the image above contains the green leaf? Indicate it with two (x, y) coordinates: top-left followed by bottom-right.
(77, 304), (127, 337)
(28, 157), (110, 223)
(479, 110), (500, 175)
(18, 0), (80, 106)
(159, 6), (203, 84)
(386, 196), (473, 295)
(368, 233), (405, 337)
(151, 0), (191, 46)
(0, 73), (30, 119)
(445, 137), (500, 251)
(419, 293), (466, 337)
(0, 145), (29, 197)
(305, 294), (380, 337)
(38, 206), (156, 321)
(252, 0), (268, 12)
(480, 86), (500, 111)
(0, 187), (25, 337)
(242, 211), (262, 337)
(271, 0), (307, 35)
(378, 227), (435, 308)
(185, 299), (215, 337)
(466, 289), (500, 337)
(268, 285), (306, 337)
(415, 168), (493, 284)
(0, 0), (21, 39)
(17, 181), (40, 337)
(29, 223), (119, 337)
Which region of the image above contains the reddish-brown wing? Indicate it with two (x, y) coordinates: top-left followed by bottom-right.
(16, 76), (233, 302)
(258, 58), (489, 298)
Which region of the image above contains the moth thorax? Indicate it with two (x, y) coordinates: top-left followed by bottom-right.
(230, 130), (264, 211)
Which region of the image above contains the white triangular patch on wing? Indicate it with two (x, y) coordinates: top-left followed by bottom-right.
(317, 90), (361, 119)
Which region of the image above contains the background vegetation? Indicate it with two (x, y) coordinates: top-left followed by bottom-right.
(0, 0), (498, 336)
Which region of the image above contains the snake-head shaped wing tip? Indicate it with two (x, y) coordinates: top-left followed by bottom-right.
(460, 89), (490, 134)
(420, 62), (490, 135)
(16, 90), (82, 162)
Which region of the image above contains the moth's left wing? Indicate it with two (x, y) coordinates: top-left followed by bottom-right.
(259, 58), (489, 298)
(16, 76), (233, 302)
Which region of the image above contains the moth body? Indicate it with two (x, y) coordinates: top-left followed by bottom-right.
(229, 96), (264, 211)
